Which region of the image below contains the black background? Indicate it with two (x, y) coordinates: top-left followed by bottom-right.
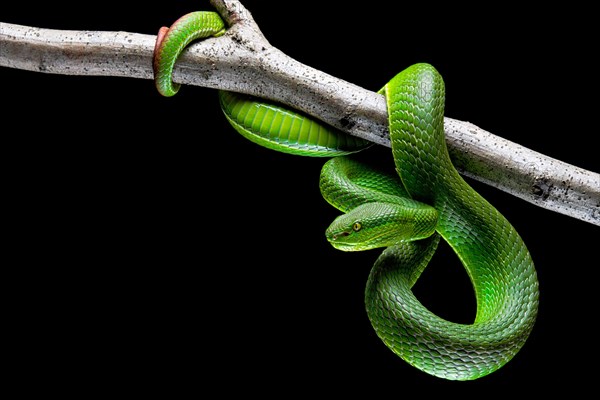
(2, 0), (599, 393)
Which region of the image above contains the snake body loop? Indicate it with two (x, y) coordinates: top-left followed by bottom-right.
(370, 64), (538, 379)
(218, 91), (372, 156)
(153, 10), (539, 381)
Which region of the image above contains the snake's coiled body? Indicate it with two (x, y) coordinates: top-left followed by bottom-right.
(370, 65), (538, 379)
(153, 11), (539, 381)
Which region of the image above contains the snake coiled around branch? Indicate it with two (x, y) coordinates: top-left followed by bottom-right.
(153, 10), (539, 381)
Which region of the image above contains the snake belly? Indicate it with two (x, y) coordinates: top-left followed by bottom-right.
(153, 11), (539, 381)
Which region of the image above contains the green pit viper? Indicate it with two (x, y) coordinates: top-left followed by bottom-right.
(153, 10), (539, 381)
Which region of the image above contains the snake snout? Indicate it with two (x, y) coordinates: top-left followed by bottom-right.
(325, 224), (360, 251)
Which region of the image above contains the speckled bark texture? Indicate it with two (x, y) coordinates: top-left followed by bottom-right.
(1, 0), (598, 225)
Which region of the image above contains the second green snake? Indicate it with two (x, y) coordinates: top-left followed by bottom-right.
(153, 10), (539, 381)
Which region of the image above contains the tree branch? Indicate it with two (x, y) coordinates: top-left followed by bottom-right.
(1, 0), (598, 226)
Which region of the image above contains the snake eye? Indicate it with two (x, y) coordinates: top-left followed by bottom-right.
(353, 222), (362, 232)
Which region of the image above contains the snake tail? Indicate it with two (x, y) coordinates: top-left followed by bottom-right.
(153, 11), (225, 97)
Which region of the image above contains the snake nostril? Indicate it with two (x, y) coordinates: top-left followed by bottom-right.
(331, 231), (351, 241)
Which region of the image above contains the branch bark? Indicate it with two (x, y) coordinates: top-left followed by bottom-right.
(1, 0), (598, 226)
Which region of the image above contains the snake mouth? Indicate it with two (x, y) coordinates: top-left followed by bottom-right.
(329, 241), (361, 251)
(326, 231), (359, 251)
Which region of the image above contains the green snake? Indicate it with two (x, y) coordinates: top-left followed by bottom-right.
(153, 10), (539, 381)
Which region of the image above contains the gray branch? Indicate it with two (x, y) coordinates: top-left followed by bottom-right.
(1, 0), (598, 226)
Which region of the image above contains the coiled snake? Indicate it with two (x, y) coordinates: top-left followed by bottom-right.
(153, 10), (539, 380)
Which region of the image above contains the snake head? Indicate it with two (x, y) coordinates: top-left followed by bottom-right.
(326, 218), (365, 251)
(325, 201), (438, 252)
(326, 202), (408, 251)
